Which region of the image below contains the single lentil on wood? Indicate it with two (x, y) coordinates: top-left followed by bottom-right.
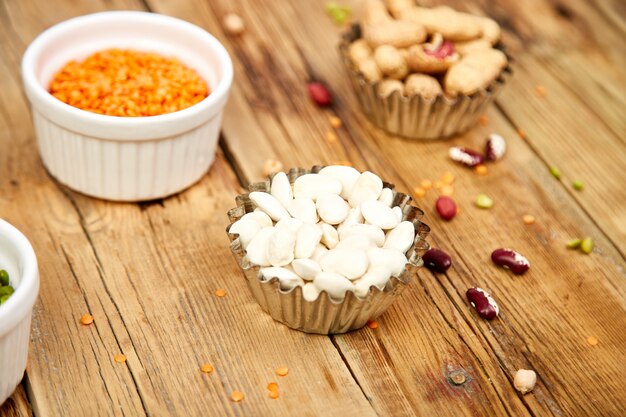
(49, 49), (209, 117)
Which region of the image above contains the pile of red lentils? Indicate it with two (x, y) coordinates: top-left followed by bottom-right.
(49, 49), (209, 117)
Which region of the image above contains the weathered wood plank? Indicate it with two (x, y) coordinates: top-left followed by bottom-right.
(0, 385), (32, 417)
(0, 1), (377, 416)
(143, 1), (626, 416)
(431, 0), (626, 254)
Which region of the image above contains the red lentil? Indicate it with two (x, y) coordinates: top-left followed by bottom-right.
(49, 49), (209, 117)
(80, 313), (94, 325)
(275, 367), (289, 376)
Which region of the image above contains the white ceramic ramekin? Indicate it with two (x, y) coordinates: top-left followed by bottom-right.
(21, 11), (233, 201)
(0, 219), (39, 406)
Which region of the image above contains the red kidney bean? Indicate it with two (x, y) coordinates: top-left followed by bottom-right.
(485, 133), (506, 161)
(491, 248), (530, 275)
(423, 248), (452, 273)
(435, 196), (457, 221)
(448, 147), (484, 167)
(308, 82), (332, 107)
(424, 40), (455, 59)
(466, 287), (499, 320)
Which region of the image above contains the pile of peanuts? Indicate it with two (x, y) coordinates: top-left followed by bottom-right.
(348, 0), (508, 98)
(229, 166), (417, 301)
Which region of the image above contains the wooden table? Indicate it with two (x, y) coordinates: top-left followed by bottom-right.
(1, 0), (624, 416)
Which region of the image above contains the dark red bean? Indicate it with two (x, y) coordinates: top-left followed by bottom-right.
(491, 248), (530, 275)
(448, 147), (484, 167)
(485, 134), (506, 161)
(423, 248), (452, 273)
(435, 196), (457, 221)
(308, 82), (332, 107)
(466, 287), (499, 320)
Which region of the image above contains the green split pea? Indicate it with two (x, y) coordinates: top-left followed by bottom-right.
(0, 269), (15, 305)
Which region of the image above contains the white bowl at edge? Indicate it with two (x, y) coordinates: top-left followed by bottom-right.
(0, 219), (39, 406)
(21, 11), (234, 201)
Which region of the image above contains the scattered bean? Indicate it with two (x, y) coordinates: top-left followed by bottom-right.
(275, 367), (289, 376)
(436, 196), (457, 221)
(522, 215), (535, 225)
(413, 187), (426, 198)
(475, 193), (493, 209)
(479, 115), (489, 125)
(580, 237), (594, 254)
(367, 320), (379, 329)
(491, 248), (530, 275)
(201, 363), (214, 373)
(325, 2), (351, 25)
(420, 179), (432, 189)
(448, 147), (485, 167)
(573, 180), (584, 191)
(326, 131), (338, 143)
(114, 354), (127, 363)
(513, 369), (537, 394)
(223, 13), (245, 35)
(231, 391), (245, 402)
(485, 133), (506, 161)
(516, 128), (526, 139)
(566, 239), (582, 249)
(80, 314), (94, 325)
(549, 166), (561, 180)
(586, 336), (599, 346)
(267, 382), (279, 391)
(308, 82), (332, 107)
(329, 116), (342, 129)
(215, 289), (227, 297)
(422, 248), (452, 273)
(466, 287), (499, 320)
(474, 165), (488, 175)
(441, 172), (455, 185)
(440, 185), (454, 196)
(534, 85), (546, 97)
(269, 390), (280, 399)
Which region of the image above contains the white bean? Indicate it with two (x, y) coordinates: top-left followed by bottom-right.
(318, 165), (360, 199)
(348, 171), (383, 207)
(362, 200), (400, 230)
(250, 191), (290, 221)
(383, 221), (415, 253)
(270, 171), (293, 208)
(266, 227), (296, 267)
(316, 193), (350, 225)
(294, 223), (322, 259)
(287, 198), (318, 224)
(293, 174), (342, 200)
(368, 247), (407, 276)
(320, 248), (369, 280)
(291, 258), (322, 281)
(314, 271), (354, 299)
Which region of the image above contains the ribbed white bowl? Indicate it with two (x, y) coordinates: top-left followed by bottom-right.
(21, 11), (233, 201)
(0, 220), (39, 406)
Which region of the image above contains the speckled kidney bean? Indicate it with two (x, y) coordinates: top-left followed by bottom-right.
(448, 147), (484, 167)
(422, 248), (452, 273)
(435, 196), (457, 221)
(466, 287), (499, 320)
(491, 248), (530, 275)
(485, 133), (506, 161)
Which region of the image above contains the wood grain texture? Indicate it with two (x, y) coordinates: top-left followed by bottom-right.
(0, 386), (32, 417)
(143, 0), (626, 416)
(0, 1), (374, 416)
(0, 0), (625, 416)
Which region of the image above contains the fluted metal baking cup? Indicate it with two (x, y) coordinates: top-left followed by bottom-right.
(226, 166), (430, 334)
(340, 25), (513, 140)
